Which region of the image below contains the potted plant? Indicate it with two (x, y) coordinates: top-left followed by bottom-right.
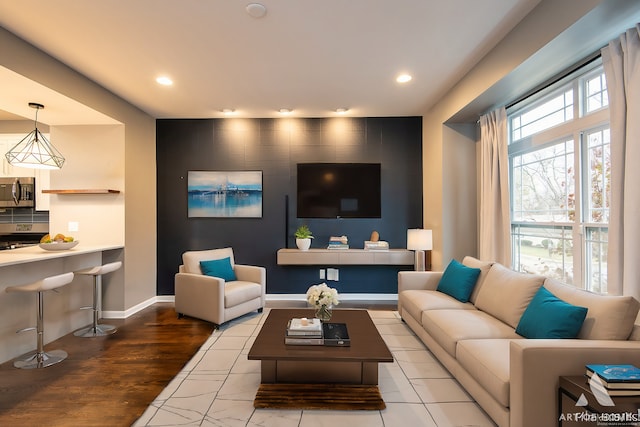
(295, 225), (313, 251)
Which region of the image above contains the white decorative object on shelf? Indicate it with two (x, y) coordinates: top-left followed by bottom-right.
(296, 238), (311, 251)
(364, 240), (389, 251)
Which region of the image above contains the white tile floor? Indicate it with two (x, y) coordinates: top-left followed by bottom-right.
(133, 309), (497, 427)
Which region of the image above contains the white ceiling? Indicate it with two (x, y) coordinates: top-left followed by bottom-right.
(0, 0), (540, 120)
(0, 66), (121, 125)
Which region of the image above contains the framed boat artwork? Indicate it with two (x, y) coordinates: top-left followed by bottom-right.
(187, 171), (263, 218)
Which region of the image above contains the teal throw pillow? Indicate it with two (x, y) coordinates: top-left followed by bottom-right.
(516, 286), (588, 339)
(200, 257), (237, 282)
(436, 259), (481, 303)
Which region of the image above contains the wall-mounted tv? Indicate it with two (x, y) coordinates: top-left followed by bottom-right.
(297, 163), (381, 218)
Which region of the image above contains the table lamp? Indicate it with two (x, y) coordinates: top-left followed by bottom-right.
(407, 229), (433, 271)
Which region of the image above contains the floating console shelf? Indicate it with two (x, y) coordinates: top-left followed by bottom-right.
(42, 189), (120, 194)
(277, 248), (414, 266)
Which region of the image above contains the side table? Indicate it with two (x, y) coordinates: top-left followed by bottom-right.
(558, 376), (640, 426)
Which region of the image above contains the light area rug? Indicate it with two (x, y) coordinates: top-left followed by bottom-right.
(133, 309), (496, 427)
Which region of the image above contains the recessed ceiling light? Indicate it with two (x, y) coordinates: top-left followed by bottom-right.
(335, 108), (349, 114)
(279, 108), (292, 115)
(221, 109), (235, 115)
(156, 76), (173, 86)
(246, 3), (267, 18)
(396, 74), (412, 83)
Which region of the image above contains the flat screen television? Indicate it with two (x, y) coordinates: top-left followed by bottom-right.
(297, 163), (381, 218)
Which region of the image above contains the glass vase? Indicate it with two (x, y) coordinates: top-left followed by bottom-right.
(315, 304), (333, 322)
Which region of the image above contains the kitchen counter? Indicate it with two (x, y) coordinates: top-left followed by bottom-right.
(0, 243), (123, 267)
(0, 243), (124, 365)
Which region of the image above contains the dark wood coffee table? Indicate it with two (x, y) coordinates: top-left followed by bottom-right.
(248, 308), (393, 385)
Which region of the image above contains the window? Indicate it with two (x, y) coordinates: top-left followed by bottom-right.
(510, 89), (573, 141)
(508, 61), (610, 292)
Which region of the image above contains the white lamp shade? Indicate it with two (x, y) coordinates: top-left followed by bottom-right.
(407, 229), (433, 250)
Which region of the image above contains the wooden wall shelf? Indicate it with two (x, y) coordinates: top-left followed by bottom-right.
(42, 189), (120, 194)
(277, 248), (414, 266)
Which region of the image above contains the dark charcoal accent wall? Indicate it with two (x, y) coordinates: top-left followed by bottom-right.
(156, 117), (422, 295)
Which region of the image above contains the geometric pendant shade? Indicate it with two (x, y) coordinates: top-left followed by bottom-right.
(5, 103), (65, 170)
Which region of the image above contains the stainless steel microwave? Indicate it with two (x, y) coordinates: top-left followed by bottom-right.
(0, 177), (35, 208)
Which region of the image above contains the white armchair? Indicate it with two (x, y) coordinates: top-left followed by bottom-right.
(174, 247), (266, 326)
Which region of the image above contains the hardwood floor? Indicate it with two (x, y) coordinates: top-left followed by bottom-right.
(0, 303), (215, 427)
(0, 300), (396, 426)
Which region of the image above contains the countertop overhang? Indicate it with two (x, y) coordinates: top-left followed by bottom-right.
(0, 244), (124, 268)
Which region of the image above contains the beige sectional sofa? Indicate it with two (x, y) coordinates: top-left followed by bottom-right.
(398, 256), (640, 427)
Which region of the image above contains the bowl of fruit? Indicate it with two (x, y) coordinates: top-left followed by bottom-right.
(38, 233), (79, 251)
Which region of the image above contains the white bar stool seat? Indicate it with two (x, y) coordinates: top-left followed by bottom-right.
(5, 272), (75, 369)
(74, 261), (122, 337)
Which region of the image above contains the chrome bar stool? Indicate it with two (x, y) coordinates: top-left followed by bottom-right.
(74, 261), (122, 337)
(5, 272), (75, 369)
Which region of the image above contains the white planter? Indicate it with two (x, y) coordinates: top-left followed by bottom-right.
(296, 238), (311, 251)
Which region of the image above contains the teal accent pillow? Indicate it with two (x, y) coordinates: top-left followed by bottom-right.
(436, 259), (481, 303)
(200, 257), (237, 282)
(516, 286), (588, 339)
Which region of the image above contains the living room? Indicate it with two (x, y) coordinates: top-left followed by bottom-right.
(0, 1), (637, 311)
(1, 1), (640, 426)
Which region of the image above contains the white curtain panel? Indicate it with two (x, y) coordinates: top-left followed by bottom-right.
(602, 23), (640, 299)
(479, 107), (511, 266)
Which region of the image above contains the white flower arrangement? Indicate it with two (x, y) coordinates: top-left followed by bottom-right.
(306, 283), (340, 308)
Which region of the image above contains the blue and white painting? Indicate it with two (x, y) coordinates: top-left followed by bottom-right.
(188, 171), (263, 218)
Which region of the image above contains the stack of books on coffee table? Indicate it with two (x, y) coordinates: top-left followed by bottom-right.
(586, 364), (640, 396)
(285, 318), (323, 345)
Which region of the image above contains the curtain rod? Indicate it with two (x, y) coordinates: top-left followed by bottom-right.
(505, 50), (603, 111)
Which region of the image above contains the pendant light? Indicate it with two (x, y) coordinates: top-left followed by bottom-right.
(5, 102), (65, 169)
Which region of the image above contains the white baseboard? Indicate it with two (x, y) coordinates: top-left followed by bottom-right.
(102, 295), (173, 319)
(102, 293), (397, 319)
